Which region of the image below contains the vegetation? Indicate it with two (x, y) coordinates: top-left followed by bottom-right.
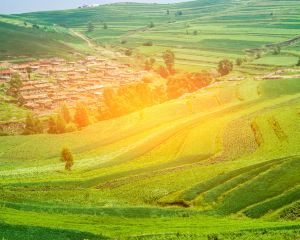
(218, 59), (233, 76)
(60, 147), (74, 171)
(1, 0), (300, 239)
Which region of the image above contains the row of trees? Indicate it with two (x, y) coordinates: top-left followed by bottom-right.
(23, 102), (90, 135)
(97, 69), (213, 120)
(99, 81), (167, 119)
(87, 22), (108, 32)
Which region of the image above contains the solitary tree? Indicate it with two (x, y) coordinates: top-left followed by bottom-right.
(218, 59), (233, 76)
(60, 147), (74, 171)
(149, 22), (155, 28)
(162, 50), (175, 74)
(103, 22), (108, 29)
(87, 22), (94, 32)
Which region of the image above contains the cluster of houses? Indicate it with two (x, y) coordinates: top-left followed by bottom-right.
(0, 56), (148, 113)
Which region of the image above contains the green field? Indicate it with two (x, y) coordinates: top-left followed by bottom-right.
(1, 78), (300, 239)
(0, 15), (91, 61)
(10, 0), (300, 73)
(1, 0), (300, 239)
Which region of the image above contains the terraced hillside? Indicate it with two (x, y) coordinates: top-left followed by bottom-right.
(0, 15), (91, 61)
(1, 78), (300, 239)
(16, 0), (300, 72)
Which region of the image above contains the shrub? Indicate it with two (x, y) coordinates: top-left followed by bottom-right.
(236, 58), (244, 66)
(125, 49), (133, 56)
(143, 41), (153, 46)
(218, 59), (233, 76)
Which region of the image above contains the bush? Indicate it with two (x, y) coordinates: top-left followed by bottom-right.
(236, 58), (244, 66)
(125, 49), (133, 56)
(218, 59), (233, 76)
(143, 41), (153, 46)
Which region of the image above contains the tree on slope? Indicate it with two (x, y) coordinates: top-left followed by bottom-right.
(60, 147), (74, 171)
(87, 22), (94, 32)
(218, 59), (233, 76)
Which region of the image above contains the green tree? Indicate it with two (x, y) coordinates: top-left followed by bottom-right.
(23, 114), (43, 135)
(103, 22), (108, 29)
(87, 22), (94, 32)
(296, 57), (300, 66)
(60, 147), (74, 171)
(236, 58), (243, 66)
(149, 22), (155, 28)
(74, 102), (89, 128)
(162, 50), (175, 74)
(218, 59), (233, 76)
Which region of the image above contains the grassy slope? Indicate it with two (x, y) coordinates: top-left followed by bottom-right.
(1, 78), (300, 238)
(17, 0), (300, 72)
(0, 16), (91, 61)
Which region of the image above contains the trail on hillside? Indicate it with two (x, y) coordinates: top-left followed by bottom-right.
(70, 29), (93, 47)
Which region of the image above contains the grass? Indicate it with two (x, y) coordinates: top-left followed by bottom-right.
(0, 0), (297, 72)
(1, 0), (300, 238)
(0, 17), (91, 60)
(1, 79), (300, 239)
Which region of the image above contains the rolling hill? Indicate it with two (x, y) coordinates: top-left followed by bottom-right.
(12, 0), (300, 72)
(1, 77), (300, 239)
(1, 0), (300, 239)
(0, 15), (91, 61)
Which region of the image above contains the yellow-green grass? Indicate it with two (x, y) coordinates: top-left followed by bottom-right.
(1, 78), (300, 238)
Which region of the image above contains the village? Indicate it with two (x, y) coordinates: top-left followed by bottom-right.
(0, 56), (148, 114)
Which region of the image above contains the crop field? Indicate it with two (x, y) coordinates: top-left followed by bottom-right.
(1, 78), (300, 239)
(11, 0), (300, 73)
